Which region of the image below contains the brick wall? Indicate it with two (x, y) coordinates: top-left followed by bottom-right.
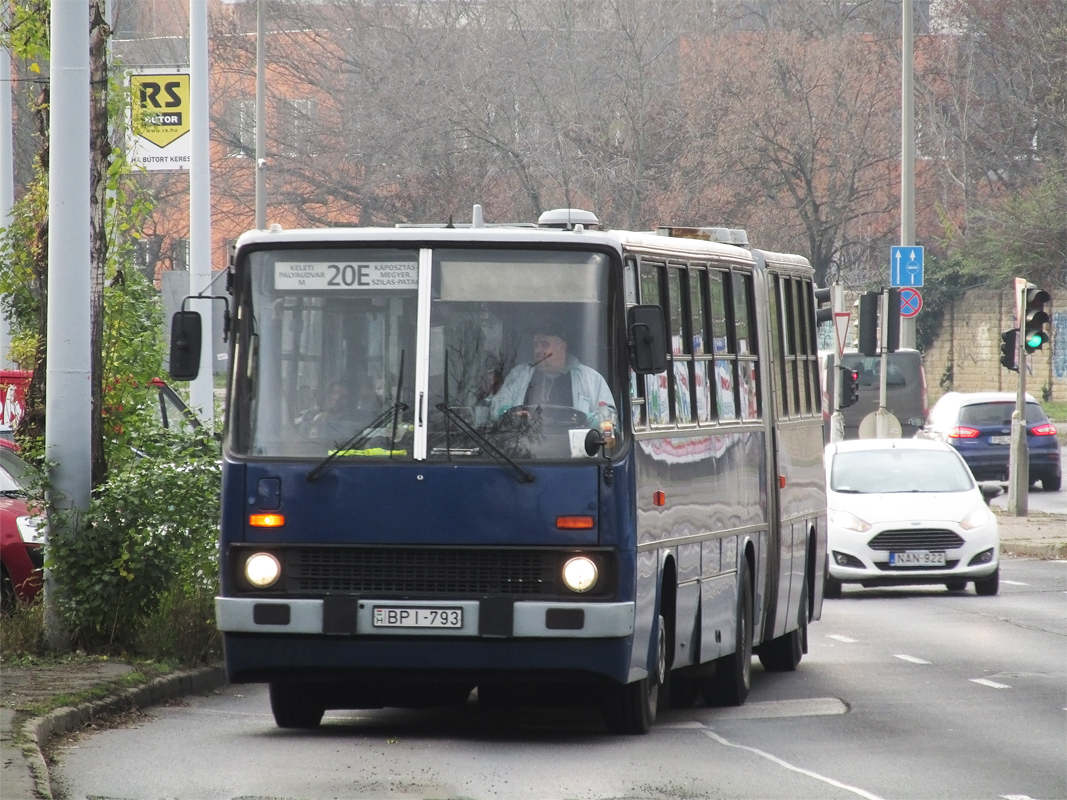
(923, 289), (1064, 406)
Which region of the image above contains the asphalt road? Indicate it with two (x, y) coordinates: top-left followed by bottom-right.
(50, 559), (1066, 800)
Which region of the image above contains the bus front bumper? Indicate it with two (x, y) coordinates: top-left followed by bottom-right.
(216, 596), (635, 639)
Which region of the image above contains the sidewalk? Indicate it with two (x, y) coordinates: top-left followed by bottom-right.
(2, 511), (1063, 800)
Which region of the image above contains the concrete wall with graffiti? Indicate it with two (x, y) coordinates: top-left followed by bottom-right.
(923, 289), (1064, 406)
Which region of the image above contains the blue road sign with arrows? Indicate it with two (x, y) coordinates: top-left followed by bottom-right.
(891, 246), (924, 287)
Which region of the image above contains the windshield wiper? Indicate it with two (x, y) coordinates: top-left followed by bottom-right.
(435, 403), (534, 484)
(306, 403), (409, 482)
(307, 351), (408, 483)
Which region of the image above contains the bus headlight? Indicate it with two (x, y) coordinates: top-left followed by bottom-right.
(245, 552), (282, 589)
(562, 556), (598, 593)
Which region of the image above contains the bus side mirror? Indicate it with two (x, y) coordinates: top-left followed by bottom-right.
(628, 305), (667, 374)
(169, 310), (202, 381)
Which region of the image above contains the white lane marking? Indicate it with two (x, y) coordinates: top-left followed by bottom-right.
(1000, 580), (1028, 586)
(1001, 795), (1040, 799)
(826, 634), (858, 643)
(894, 654), (931, 664)
(971, 678), (1011, 689)
(702, 728), (885, 800)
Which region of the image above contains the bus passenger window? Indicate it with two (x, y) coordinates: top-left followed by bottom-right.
(689, 270), (713, 423)
(709, 271), (736, 421)
(668, 268), (693, 424)
(733, 273), (759, 420)
(640, 261), (671, 426)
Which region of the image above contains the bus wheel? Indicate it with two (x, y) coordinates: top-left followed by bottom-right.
(824, 575), (843, 600)
(757, 611), (804, 672)
(269, 682), (325, 729)
(702, 567), (752, 707)
(604, 615), (664, 734)
(758, 575), (806, 672)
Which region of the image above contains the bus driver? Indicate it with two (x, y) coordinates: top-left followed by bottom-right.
(490, 326), (615, 424)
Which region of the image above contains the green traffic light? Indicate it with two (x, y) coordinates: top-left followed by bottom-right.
(1025, 330), (1048, 350)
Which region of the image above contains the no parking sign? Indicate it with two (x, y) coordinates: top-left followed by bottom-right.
(899, 287), (922, 318)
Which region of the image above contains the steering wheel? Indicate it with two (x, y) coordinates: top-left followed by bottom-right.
(502, 404), (589, 428)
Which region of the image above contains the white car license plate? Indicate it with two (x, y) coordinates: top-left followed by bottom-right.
(989, 435), (1010, 445)
(889, 550), (946, 567)
(373, 606), (463, 628)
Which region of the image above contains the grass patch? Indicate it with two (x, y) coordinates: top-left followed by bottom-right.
(1040, 399), (1066, 422)
(0, 599), (46, 659)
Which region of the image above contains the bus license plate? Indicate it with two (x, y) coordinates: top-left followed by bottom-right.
(889, 550), (946, 567)
(373, 606), (463, 628)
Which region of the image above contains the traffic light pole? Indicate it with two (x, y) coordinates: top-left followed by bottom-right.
(830, 284), (845, 443)
(875, 290), (891, 438)
(1007, 282), (1028, 516)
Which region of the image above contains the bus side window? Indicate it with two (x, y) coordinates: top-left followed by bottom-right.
(768, 278), (787, 420)
(799, 279), (820, 415)
(689, 269), (714, 423)
(668, 267), (693, 424)
(626, 258), (646, 431)
(708, 270), (736, 421)
(640, 260), (671, 426)
(733, 272), (759, 421)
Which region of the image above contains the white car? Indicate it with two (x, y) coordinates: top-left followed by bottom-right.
(824, 438), (1000, 597)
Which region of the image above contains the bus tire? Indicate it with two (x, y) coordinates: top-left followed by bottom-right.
(702, 567), (752, 707)
(757, 613), (804, 672)
(269, 682), (325, 729)
(604, 614), (664, 734)
(757, 575), (806, 672)
(824, 575), (843, 599)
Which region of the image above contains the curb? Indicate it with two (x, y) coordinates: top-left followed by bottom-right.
(1002, 542), (1067, 560)
(17, 665), (227, 800)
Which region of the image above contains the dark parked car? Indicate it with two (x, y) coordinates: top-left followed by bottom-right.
(1, 448), (45, 609)
(918, 391), (1061, 491)
(821, 349), (928, 440)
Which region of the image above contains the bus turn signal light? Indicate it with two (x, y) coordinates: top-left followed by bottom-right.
(556, 516), (595, 530)
(249, 513), (285, 527)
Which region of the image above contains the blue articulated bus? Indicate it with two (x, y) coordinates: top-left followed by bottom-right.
(171, 206), (826, 734)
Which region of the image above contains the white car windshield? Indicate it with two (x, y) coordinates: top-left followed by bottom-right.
(831, 449), (974, 494)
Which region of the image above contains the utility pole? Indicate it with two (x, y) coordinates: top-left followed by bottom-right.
(45, 0), (93, 651)
(189, 0), (214, 429)
(0, 7), (15, 371)
(900, 0), (917, 350)
(255, 0), (266, 229)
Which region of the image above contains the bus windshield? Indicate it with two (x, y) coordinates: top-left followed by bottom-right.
(233, 246), (619, 461)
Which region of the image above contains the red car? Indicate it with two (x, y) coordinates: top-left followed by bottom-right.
(1, 447), (46, 609)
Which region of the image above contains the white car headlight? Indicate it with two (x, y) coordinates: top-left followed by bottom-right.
(16, 515), (48, 544)
(828, 509), (871, 532)
(959, 506), (991, 531)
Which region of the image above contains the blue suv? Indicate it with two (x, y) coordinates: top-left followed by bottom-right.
(918, 392), (1061, 491)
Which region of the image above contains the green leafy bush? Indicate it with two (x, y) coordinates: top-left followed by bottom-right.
(46, 432), (221, 657)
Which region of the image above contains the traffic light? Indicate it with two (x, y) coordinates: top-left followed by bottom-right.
(814, 287), (832, 325)
(1023, 285), (1050, 353)
(885, 288), (901, 353)
(858, 292), (879, 357)
(999, 328), (1018, 371)
(839, 366), (860, 408)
